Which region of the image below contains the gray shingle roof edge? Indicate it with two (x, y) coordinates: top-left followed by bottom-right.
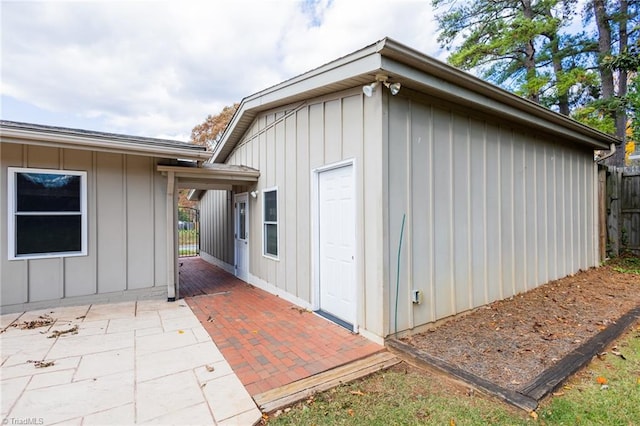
(0, 120), (206, 152)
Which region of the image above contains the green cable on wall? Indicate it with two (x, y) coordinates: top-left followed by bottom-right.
(395, 213), (406, 336)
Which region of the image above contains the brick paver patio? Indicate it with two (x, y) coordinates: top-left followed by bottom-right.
(180, 257), (384, 396)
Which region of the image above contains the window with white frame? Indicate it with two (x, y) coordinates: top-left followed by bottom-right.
(8, 168), (87, 260)
(263, 188), (278, 258)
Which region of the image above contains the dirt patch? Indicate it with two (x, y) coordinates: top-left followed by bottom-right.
(401, 256), (640, 392)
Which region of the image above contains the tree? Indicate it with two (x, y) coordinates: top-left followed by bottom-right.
(434, 0), (541, 102)
(184, 103), (240, 207)
(190, 103), (239, 150)
(603, 45), (640, 163)
(433, 0), (594, 113)
(434, 0), (639, 165)
(582, 0), (639, 164)
(178, 189), (198, 209)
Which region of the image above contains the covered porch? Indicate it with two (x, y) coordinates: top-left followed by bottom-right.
(157, 163), (259, 301)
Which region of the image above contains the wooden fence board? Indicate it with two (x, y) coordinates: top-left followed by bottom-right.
(605, 166), (640, 256)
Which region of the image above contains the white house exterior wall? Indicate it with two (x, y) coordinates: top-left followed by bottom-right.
(386, 95), (599, 335)
(200, 88), (387, 338)
(0, 142), (168, 313)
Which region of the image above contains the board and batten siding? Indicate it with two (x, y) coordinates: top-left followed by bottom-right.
(0, 143), (168, 313)
(386, 96), (599, 335)
(200, 88), (386, 337)
(199, 189), (234, 267)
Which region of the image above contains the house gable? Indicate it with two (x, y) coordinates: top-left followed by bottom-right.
(212, 38), (616, 165)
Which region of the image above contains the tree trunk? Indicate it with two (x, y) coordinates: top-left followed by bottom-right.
(522, 0), (539, 103)
(593, 0), (623, 165)
(593, 0), (614, 99)
(541, 4), (570, 115)
(614, 0), (629, 165)
(551, 36), (570, 115)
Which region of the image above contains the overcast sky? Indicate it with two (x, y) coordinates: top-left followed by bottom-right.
(1, 0), (442, 141)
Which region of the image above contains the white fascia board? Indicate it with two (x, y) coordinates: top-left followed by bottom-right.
(1, 129), (211, 161)
(243, 41), (381, 106)
(212, 53), (383, 163)
(380, 57), (612, 150)
(157, 164), (259, 178)
(211, 35), (616, 164)
(157, 164), (259, 191)
(379, 40), (617, 148)
(247, 55), (381, 107)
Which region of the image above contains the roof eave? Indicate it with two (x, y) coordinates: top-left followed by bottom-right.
(157, 164), (260, 190)
(378, 39), (617, 150)
(212, 37), (617, 162)
(1, 125), (212, 161)
(211, 41), (385, 163)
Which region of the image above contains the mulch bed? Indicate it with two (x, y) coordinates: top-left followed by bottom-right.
(398, 257), (640, 395)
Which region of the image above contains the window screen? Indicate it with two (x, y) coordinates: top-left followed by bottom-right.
(263, 188), (278, 257)
(9, 168), (87, 259)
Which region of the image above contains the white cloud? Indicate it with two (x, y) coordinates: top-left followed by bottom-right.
(1, 0), (441, 140)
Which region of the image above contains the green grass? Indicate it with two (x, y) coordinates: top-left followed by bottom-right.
(538, 323), (640, 425)
(265, 367), (531, 425)
(267, 258), (640, 425)
(266, 323), (640, 425)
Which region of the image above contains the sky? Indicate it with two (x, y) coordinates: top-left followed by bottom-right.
(1, 0), (442, 141)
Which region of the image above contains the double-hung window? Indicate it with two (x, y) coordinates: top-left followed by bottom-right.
(8, 167), (87, 260)
(262, 187), (278, 258)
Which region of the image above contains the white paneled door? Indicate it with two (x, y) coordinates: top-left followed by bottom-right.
(318, 164), (356, 327)
(234, 193), (249, 281)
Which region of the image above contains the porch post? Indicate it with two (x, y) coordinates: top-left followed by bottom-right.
(166, 171), (176, 301)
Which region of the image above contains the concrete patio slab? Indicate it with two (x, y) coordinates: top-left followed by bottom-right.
(1, 300), (261, 426)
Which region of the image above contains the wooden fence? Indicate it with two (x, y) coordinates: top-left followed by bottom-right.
(602, 166), (640, 257)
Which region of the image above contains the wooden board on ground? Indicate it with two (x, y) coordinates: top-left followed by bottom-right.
(520, 306), (640, 400)
(254, 351), (400, 413)
(386, 306), (640, 412)
(386, 338), (539, 412)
